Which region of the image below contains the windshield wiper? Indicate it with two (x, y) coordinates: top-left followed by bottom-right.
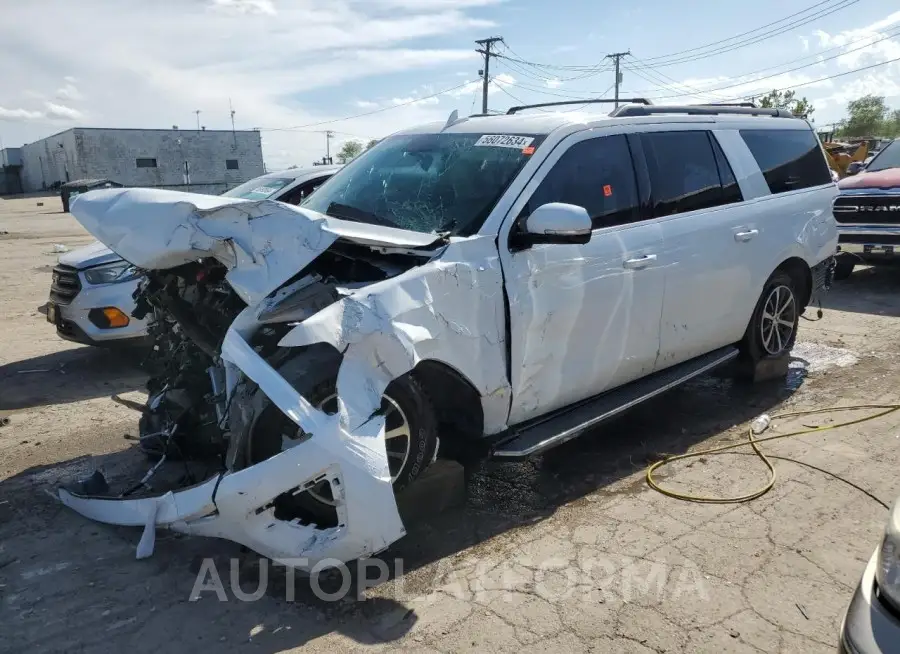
(325, 202), (396, 228)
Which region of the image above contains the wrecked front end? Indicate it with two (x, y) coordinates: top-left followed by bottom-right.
(59, 188), (508, 570)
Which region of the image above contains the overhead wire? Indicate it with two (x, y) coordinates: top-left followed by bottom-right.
(620, 25), (900, 99)
(256, 80), (473, 131)
(621, 62), (733, 102)
(647, 53), (900, 102)
(493, 0), (859, 73)
(635, 0), (860, 67)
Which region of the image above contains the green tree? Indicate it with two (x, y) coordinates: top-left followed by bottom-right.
(836, 95), (890, 137)
(337, 140), (364, 163)
(885, 109), (900, 138)
(366, 139), (380, 150)
(757, 89), (815, 118)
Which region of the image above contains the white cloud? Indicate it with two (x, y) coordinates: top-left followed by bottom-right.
(545, 78), (563, 89)
(0, 1), (498, 167)
(799, 36), (809, 52)
(209, 0), (276, 16)
(369, 0), (503, 8)
(56, 83), (82, 101)
(0, 106), (43, 121)
(43, 102), (83, 120)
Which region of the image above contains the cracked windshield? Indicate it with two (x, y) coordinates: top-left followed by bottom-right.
(302, 132), (545, 235)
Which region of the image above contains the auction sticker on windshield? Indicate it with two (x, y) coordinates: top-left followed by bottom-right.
(475, 134), (535, 149)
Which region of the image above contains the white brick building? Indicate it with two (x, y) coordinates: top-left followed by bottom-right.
(18, 127), (265, 193)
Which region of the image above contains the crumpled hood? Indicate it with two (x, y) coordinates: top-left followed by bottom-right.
(70, 187), (442, 305)
(839, 167), (900, 191)
(58, 240), (122, 269)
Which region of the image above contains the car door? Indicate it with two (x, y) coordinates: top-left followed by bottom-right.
(635, 129), (757, 368)
(499, 131), (667, 425)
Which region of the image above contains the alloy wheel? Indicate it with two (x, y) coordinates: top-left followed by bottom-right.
(759, 284), (796, 355)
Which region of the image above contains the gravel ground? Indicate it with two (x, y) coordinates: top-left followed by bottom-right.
(2, 195), (899, 653)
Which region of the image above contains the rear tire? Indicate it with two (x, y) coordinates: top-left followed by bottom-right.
(740, 270), (800, 362)
(833, 255), (855, 281)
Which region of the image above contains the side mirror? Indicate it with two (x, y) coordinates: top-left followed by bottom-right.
(846, 161), (864, 176)
(520, 202), (592, 246)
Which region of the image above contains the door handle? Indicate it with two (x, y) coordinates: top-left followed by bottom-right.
(734, 229), (759, 242)
(623, 254), (657, 269)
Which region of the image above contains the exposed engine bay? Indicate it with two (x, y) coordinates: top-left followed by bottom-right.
(123, 241), (418, 488)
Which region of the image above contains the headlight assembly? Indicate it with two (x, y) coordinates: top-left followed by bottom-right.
(83, 262), (140, 285)
(876, 498), (900, 609)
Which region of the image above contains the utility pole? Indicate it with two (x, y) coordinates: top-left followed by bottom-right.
(605, 50), (630, 109)
(325, 131), (334, 165)
(229, 98), (237, 147)
(194, 110), (201, 130)
(475, 36), (503, 114)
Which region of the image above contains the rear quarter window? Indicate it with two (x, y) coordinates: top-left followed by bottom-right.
(740, 129), (831, 194)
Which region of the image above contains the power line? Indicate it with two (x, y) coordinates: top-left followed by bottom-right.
(256, 80), (472, 131)
(637, 0), (854, 65)
(493, 0), (859, 73)
(650, 53), (900, 103)
(635, 0), (861, 68)
(640, 38), (900, 101)
(628, 23), (900, 98)
(623, 58), (734, 101)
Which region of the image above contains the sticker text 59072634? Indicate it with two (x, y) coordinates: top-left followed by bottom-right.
(474, 135), (535, 149)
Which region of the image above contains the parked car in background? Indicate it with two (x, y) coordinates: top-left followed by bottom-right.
(840, 494), (900, 653)
(47, 165), (341, 346)
(833, 139), (900, 279)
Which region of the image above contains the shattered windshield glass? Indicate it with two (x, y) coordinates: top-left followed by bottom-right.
(301, 132), (545, 235)
(222, 177), (294, 200)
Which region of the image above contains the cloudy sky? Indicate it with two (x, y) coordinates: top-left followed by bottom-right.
(1, 0), (898, 170)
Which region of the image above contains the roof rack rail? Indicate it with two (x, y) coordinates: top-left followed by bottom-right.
(610, 104), (796, 118)
(703, 102), (758, 108)
(506, 98), (652, 115)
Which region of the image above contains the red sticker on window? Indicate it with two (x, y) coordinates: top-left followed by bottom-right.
(603, 184), (613, 197)
(522, 146), (535, 155)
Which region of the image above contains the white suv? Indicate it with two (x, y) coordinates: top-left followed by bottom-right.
(60, 101), (838, 569)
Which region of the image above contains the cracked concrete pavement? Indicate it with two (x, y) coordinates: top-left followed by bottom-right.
(2, 196), (900, 653)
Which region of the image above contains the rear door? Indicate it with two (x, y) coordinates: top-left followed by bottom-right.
(500, 131), (667, 424)
(638, 129), (754, 367)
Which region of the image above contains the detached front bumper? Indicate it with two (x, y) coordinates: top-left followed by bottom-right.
(840, 548), (900, 654)
(59, 328), (405, 571)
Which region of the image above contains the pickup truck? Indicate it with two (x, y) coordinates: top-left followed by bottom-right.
(833, 139), (900, 279)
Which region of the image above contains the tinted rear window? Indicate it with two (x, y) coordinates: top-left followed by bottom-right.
(740, 129), (831, 194)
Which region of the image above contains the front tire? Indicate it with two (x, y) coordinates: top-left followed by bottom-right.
(740, 270), (800, 362)
(246, 356), (439, 520)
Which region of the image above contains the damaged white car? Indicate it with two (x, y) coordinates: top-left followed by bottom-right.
(60, 102), (838, 570)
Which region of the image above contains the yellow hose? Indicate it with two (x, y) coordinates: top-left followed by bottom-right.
(646, 404), (900, 504)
